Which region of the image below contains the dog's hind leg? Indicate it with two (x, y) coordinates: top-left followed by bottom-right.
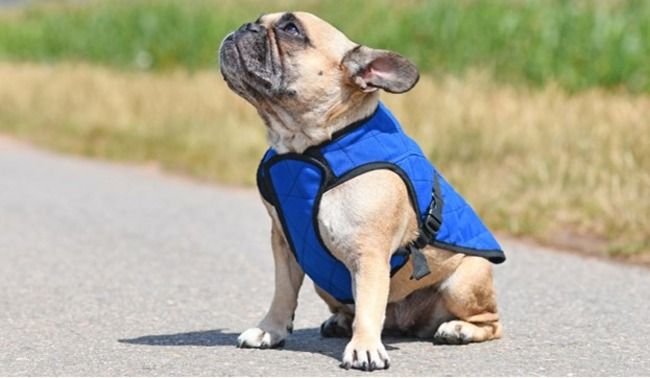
(237, 220), (305, 349)
(433, 255), (502, 344)
(315, 285), (354, 338)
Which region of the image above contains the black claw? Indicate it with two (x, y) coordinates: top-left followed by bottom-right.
(384, 359), (390, 369)
(361, 361), (368, 371)
(370, 361), (377, 371)
(340, 362), (351, 370)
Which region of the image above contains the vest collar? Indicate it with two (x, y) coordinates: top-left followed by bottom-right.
(303, 102), (385, 156)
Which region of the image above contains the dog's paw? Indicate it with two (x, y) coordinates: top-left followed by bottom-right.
(340, 337), (390, 371)
(237, 327), (286, 349)
(433, 320), (474, 345)
(320, 313), (352, 338)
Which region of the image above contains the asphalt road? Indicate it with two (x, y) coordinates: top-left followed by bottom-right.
(1, 137), (649, 376)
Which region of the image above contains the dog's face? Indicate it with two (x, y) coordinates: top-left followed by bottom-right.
(219, 12), (354, 110)
(219, 12), (419, 151)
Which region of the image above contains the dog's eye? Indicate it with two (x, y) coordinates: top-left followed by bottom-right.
(281, 22), (300, 36)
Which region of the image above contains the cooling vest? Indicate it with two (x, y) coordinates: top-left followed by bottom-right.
(257, 102), (505, 303)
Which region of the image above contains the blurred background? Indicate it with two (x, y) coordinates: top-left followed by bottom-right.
(0, 0), (648, 262)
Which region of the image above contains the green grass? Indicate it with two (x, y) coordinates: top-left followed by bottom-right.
(1, 0), (650, 93)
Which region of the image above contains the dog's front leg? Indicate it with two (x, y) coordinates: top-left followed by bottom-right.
(341, 253), (391, 371)
(319, 170), (414, 370)
(237, 221), (304, 348)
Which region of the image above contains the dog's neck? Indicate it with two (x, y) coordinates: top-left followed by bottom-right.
(264, 93), (379, 154)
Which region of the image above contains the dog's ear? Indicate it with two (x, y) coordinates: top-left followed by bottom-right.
(342, 45), (420, 94)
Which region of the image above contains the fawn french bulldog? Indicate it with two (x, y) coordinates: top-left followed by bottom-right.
(219, 11), (505, 371)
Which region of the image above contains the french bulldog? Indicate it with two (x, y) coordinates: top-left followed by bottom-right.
(219, 11), (503, 371)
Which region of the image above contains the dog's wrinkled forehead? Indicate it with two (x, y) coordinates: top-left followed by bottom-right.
(258, 11), (356, 59)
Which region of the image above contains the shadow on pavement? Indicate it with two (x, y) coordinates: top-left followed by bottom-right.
(119, 328), (239, 347)
(119, 328), (345, 361)
(119, 327), (413, 361)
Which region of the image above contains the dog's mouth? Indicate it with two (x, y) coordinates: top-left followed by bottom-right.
(219, 24), (283, 102)
(219, 32), (248, 93)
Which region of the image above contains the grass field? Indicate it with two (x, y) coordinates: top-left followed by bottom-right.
(1, 62), (648, 256)
(1, 0), (649, 93)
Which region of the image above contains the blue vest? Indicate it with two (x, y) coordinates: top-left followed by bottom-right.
(257, 102), (505, 303)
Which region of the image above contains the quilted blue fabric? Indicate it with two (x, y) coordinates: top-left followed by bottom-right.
(257, 102), (504, 303)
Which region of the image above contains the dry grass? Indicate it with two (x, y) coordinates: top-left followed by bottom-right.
(1, 62), (648, 256)
(0, 62), (265, 183)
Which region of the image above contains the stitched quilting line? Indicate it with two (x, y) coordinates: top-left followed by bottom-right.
(392, 154), (434, 215)
(339, 144), (358, 170)
(323, 142), (356, 176)
(325, 114), (404, 174)
(447, 205), (495, 248)
(369, 130), (393, 161)
(323, 119), (372, 156)
(444, 197), (492, 248)
(278, 193), (318, 201)
(283, 162), (308, 198)
(295, 219), (313, 262)
(443, 183), (491, 247)
(275, 165), (321, 201)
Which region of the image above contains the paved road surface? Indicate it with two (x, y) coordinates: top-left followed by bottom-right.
(1, 138), (649, 376)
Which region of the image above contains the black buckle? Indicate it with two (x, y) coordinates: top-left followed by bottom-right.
(420, 182), (443, 242)
(423, 201), (441, 236)
(399, 174), (445, 281)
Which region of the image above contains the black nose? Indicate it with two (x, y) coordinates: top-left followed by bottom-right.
(239, 22), (262, 33)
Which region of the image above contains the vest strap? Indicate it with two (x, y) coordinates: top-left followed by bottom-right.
(408, 244), (430, 280)
(406, 174), (444, 280)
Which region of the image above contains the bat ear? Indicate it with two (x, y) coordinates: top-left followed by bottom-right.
(342, 45), (420, 94)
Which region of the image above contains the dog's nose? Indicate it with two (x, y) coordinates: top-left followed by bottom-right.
(239, 22), (262, 33)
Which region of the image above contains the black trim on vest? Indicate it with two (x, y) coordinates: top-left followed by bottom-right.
(303, 148), (336, 189)
(430, 241), (505, 264)
(256, 156), (274, 204)
(324, 162), (423, 228)
(303, 104), (380, 157)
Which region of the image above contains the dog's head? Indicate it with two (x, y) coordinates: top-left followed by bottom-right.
(219, 11), (419, 152)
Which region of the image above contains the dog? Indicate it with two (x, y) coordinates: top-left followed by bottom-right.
(219, 11), (505, 371)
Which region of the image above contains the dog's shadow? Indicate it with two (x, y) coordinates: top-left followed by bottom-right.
(119, 328), (410, 361)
